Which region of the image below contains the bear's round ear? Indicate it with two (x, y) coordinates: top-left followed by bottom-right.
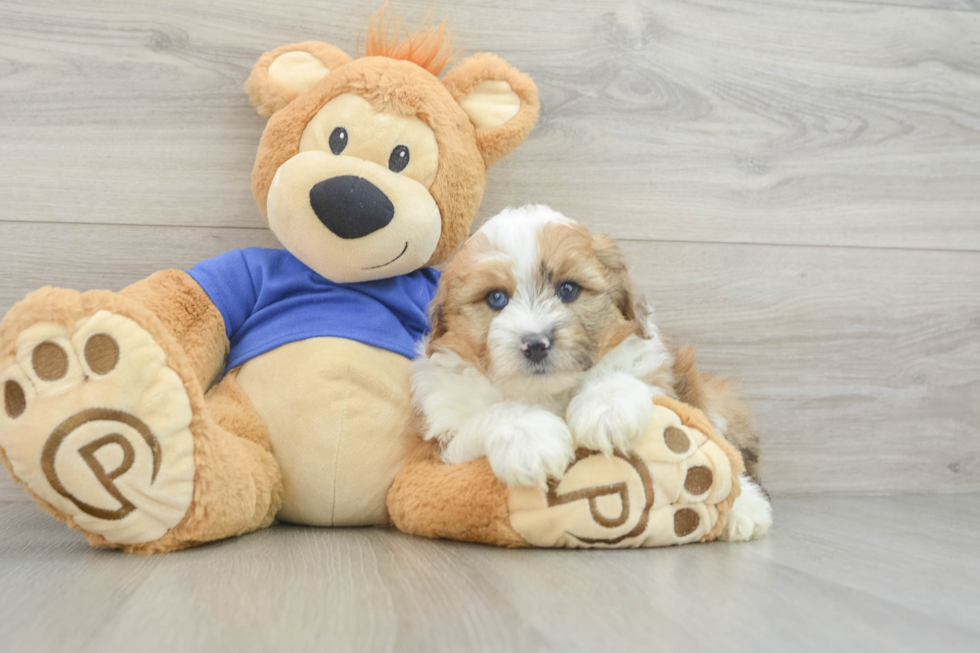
(441, 53), (540, 166)
(245, 41), (353, 118)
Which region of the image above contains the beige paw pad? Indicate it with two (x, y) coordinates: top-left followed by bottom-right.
(0, 311), (196, 544)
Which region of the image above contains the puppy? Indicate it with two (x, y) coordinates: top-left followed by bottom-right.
(412, 205), (772, 541)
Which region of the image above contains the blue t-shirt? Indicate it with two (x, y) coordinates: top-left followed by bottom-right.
(187, 248), (439, 370)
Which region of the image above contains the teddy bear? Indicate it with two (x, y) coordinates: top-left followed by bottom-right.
(0, 12), (539, 553)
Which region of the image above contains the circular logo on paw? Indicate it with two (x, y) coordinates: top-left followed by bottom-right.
(544, 450), (655, 545)
(41, 409), (161, 521)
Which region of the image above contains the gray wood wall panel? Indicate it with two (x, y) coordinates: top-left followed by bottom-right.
(0, 0), (978, 502)
(839, 0), (979, 11)
(1, 0), (977, 249)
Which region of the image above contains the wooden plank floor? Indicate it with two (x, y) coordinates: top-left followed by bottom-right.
(0, 495), (977, 653)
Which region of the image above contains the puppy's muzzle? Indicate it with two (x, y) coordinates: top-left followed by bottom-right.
(309, 175), (395, 239)
(520, 334), (552, 363)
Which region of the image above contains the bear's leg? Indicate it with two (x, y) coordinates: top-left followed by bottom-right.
(0, 272), (283, 552)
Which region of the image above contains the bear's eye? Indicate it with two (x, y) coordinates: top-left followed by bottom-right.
(329, 127), (348, 155)
(556, 281), (581, 303)
(389, 145), (410, 173)
(486, 290), (509, 311)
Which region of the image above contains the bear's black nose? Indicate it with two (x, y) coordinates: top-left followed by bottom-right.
(309, 176), (395, 239)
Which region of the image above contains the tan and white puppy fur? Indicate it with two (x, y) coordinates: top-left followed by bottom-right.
(412, 205), (772, 542)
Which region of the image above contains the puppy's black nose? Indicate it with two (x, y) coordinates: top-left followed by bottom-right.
(520, 335), (551, 363)
(309, 176), (395, 239)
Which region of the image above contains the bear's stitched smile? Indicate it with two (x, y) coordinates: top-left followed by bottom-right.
(362, 242), (409, 270)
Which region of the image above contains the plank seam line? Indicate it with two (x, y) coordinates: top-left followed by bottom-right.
(826, 0), (980, 16)
(2, 219), (979, 255)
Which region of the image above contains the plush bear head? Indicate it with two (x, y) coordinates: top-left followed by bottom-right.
(244, 14), (539, 283)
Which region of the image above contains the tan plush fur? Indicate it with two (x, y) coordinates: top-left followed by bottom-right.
(205, 367), (274, 452)
(120, 271), (229, 393)
(442, 53), (540, 167)
(387, 436), (528, 547)
(0, 282), (283, 553)
(245, 41), (354, 118)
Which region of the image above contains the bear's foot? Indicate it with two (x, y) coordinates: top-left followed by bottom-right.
(0, 302), (196, 546)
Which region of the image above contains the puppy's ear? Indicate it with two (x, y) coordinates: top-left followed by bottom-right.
(442, 53), (539, 166)
(592, 233), (628, 273)
(245, 41), (353, 117)
(592, 233), (654, 335)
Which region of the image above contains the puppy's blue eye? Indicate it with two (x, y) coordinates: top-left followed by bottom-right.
(557, 281), (581, 303)
(486, 290), (509, 311)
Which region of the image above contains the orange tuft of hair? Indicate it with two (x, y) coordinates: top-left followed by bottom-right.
(358, 2), (457, 76)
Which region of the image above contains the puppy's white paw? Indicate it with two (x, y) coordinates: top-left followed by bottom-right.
(486, 409), (574, 489)
(567, 372), (653, 455)
(719, 474), (773, 542)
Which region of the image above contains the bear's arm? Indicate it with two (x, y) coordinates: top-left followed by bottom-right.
(118, 248), (265, 390)
(119, 268), (231, 393)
